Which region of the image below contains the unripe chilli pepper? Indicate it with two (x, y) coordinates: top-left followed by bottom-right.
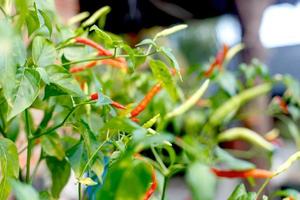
(130, 83), (162, 118)
(89, 92), (126, 110)
(274, 96), (289, 114)
(211, 168), (273, 179)
(205, 44), (229, 77)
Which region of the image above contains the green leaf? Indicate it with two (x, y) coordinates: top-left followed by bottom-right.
(42, 132), (65, 160)
(66, 141), (88, 178)
(39, 10), (52, 35)
(90, 25), (113, 46)
(149, 59), (178, 100)
(78, 177), (97, 186)
(159, 46), (181, 79)
(0, 138), (19, 200)
(10, 179), (39, 200)
(32, 36), (56, 67)
(46, 157), (71, 198)
(218, 71), (237, 96)
(96, 158), (152, 200)
(228, 184), (247, 200)
(36, 67), (50, 84)
(39, 191), (54, 200)
(26, 9), (40, 36)
(45, 65), (83, 96)
(0, 19), (26, 105)
(8, 68), (41, 120)
(101, 117), (138, 133)
(186, 162), (216, 200)
(215, 147), (255, 171)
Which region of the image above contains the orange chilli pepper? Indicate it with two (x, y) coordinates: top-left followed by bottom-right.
(204, 44), (229, 77)
(74, 37), (112, 56)
(274, 96), (289, 114)
(144, 169), (157, 200)
(134, 154), (157, 200)
(130, 83), (162, 118)
(89, 92), (126, 110)
(211, 168), (273, 179)
(70, 61), (98, 73)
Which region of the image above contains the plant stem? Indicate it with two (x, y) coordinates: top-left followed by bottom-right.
(256, 178), (271, 199)
(25, 109), (32, 183)
(161, 176), (168, 200)
(78, 183), (82, 200)
(30, 105), (79, 140)
(79, 140), (107, 178)
(62, 51), (157, 66)
(151, 146), (168, 174)
(31, 150), (43, 180)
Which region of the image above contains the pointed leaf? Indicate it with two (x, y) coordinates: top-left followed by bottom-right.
(10, 180), (39, 200)
(0, 138), (19, 200)
(42, 133), (65, 160)
(149, 59), (178, 100)
(46, 157), (71, 198)
(8, 68), (40, 119)
(45, 65), (83, 96)
(32, 36), (56, 67)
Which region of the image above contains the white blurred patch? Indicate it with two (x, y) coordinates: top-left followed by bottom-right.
(260, 2), (300, 48)
(216, 15), (241, 46)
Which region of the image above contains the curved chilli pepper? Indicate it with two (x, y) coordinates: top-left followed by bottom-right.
(134, 154), (157, 200)
(274, 96), (289, 114)
(209, 83), (272, 126)
(217, 127), (274, 152)
(89, 92), (126, 110)
(130, 83), (162, 118)
(75, 37), (127, 64)
(211, 168), (273, 179)
(75, 37), (112, 56)
(204, 44), (229, 77)
(144, 169), (157, 200)
(100, 59), (127, 70)
(70, 61), (98, 73)
(69, 59), (127, 73)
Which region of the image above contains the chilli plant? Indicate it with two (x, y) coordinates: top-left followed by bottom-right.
(1, 1), (300, 200)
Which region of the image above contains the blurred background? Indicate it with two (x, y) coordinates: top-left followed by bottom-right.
(54, 0), (300, 199)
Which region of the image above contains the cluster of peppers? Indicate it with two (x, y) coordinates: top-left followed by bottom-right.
(69, 37), (292, 199)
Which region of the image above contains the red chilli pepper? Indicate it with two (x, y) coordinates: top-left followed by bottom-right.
(274, 96), (289, 114)
(204, 44), (229, 77)
(144, 169), (157, 200)
(131, 117), (140, 123)
(134, 154), (157, 200)
(130, 83), (162, 118)
(70, 61), (98, 73)
(211, 168), (273, 179)
(89, 92), (126, 110)
(75, 37), (112, 56)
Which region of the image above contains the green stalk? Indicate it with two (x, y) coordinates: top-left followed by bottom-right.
(25, 109), (32, 183)
(78, 183), (82, 200)
(151, 146), (168, 174)
(161, 176), (168, 200)
(79, 140), (107, 178)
